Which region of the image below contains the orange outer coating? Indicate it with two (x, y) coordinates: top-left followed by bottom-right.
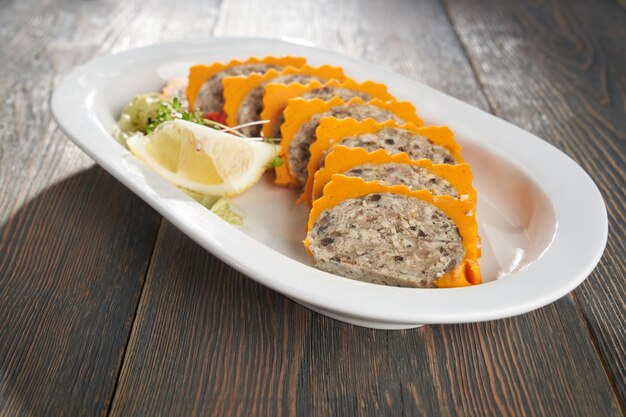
(304, 175), (481, 288)
(260, 78), (397, 139)
(186, 56), (307, 111)
(223, 68), (281, 127)
(222, 64), (346, 127)
(275, 97), (425, 187)
(302, 118), (464, 199)
(305, 145), (476, 206)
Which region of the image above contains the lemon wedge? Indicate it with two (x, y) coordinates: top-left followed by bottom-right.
(127, 119), (279, 197)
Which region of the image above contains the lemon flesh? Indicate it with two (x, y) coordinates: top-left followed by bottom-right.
(127, 119), (279, 197)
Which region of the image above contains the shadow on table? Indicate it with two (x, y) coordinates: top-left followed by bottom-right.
(0, 163), (465, 417)
(2, 165), (613, 417)
(0, 166), (162, 416)
(100, 179), (446, 416)
(0, 165), (367, 416)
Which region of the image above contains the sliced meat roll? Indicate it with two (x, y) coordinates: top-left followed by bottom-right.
(337, 127), (457, 165)
(309, 193), (464, 287)
(261, 79), (396, 139)
(222, 65), (345, 137)
(302, 118), (464, 201)
(195, 63), (276, 113)
(306, 146), (475, 205)
(237, 73), (317, 136)
(265, 85), (375, 139)
(305, 175), (481, 288)
(289, 104), (402, 185)
(186, 56), (307, 113)
(276, 97), (424, 188)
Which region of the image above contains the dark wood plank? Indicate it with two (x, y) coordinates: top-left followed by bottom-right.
(0, 0), (222, 415)
(109, 222), (310, 416)
(442, 0), (626, 405)
(110, 225), (623, 417)
(297, 302), (622, 417)
(0, 168), (160, 417)
(109, 0), (623, 416)
(212, 0), (489, 109)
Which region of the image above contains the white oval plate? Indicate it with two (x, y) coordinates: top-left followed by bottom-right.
(52, 38), (607, 329)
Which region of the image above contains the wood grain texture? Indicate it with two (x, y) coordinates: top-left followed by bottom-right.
(108, 222), (310, 416)
(298, 303), (622, 417)
(0, 1), (164, 415)
(213, 0), (489, 110)
(0, 0), (223, 415)
(107, 0), (624, 416)
(110, 225), (623, 416)
(442, 0), (626, 406)
(0, 168), (161, 417)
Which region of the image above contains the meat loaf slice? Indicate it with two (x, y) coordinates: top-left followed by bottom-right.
(269, 86), (375, 138)
(288, 105), (403, 186)
(307, 193), (465, 288)
(306, 145), (474, 206)
(336, 127), (456, 165)
(236, 74), (317, 137)
(344, 163), (458, 197)
(195, 64), (277, 113)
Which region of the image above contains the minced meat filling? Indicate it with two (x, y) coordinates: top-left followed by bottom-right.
(343, 163), (458, 197)
(308, 193), (464, 288)
(337, 127), (456, 165)
(271, 87), (373, 138)
(302, 86), (371, 102)
(271, 74), (319, 86)
(195, 64), (277, 113)
(288, 105), (402, 186)
(237, 74), (318, 137)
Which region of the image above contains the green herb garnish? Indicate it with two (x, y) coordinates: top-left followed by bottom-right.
(144, 98), (252, 138)
(267, 155), (284, 168)
(145, 97), (238, 135)
(146, 102), (174, 133)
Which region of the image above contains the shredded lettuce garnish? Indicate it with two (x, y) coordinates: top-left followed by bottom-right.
(113, 93), (164, 146)
(184, 190), (243, 225)
(208, 198), (243, 226)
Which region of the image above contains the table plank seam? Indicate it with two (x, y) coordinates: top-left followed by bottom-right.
(570, 290), (626, 415)
(103, 217), (164, 417)
(441, 0), (626, 410)
(439, 0), (498, 116)
(105, 3), (227, 415)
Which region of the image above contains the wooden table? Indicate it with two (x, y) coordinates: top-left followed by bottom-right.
(1, 0), (624, 416)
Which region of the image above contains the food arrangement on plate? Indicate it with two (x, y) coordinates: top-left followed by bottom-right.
(115, 55), (483, 289)
(51, 39), (608, 327)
